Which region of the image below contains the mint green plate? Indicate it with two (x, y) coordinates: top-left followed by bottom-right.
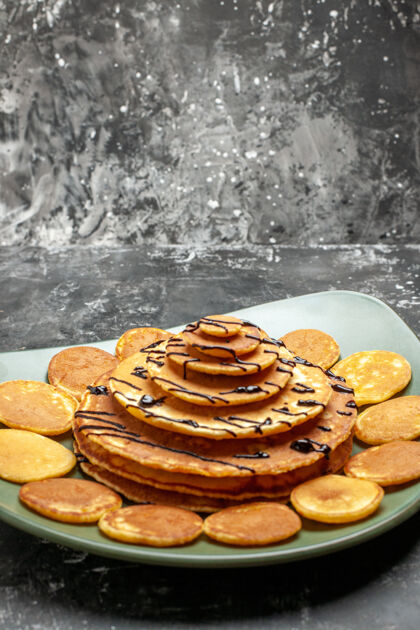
(1, 290), (419, 567)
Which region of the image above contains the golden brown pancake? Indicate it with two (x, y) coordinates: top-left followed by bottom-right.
(73, 368), (354, 499)
(98, 505), (204, 546)
(19, 478), (122, 523)
(109, 352), (332, 439)
(355, 396), (420, 444)
(145, 340), (293, 407)
(280, 329), (340, 370)
(333, 351), (411, 406)
(115, 327), (172, 361)
(74, 431), (353, 499)
(76, 371), (351, 477)
(198, 315), (243, 337)
(344, 440), (420, 486)
(0, 380), (77, 435)
(203, 502), (301, 546)
(290, 474), (384, 523)
(181, 320), (262, 358)
(48, 346), (119, 401)
(0, 429), (76, 483)
(165, 334), (282, 376)
(76, 445), (287, 513)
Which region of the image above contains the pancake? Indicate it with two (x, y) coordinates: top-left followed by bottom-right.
(76, 371), (352, 477)
(73, 368), (354, 499)
(203, 502), (301, 546)
(98, 505), (204, 546)
(0, 380), (77, 435)
(145, 340), (293, 407)
(76, 445), (287, 513)
(165, 334), (282, 376)
(333, 351), (411, 406)
(290, 474), (384, 523)
(0, 429), (76, 483)
(344, 440), (420, 486)
(355, 396), (420, 444)
(115, 327), (172, 361)
(198, 315), (243, 337)
(74, 431), (353, 500)
(109, 352), (332, 439)
(48, 346), (119, 401)
(19, 478), (122, 523)
(280, 329), (340, 370)
(181, 320), (262, 358)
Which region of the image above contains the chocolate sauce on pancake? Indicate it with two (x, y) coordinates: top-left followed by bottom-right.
(292, 383), (315, 394)
(290, 438), (331, 457)
(297, 399), (326, 408)
(87, 385), (108, 396)
(330, 383), (354, 394)
(233, 451), (270, 459)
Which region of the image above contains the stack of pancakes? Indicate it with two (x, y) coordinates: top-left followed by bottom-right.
(73, 316), (356, 512)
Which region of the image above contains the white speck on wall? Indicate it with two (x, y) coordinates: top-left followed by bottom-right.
(245, 150), (257, 159)
(207, 200), (219, 209)
(233, 65), (241, 94)
(254, 77), (260, 86)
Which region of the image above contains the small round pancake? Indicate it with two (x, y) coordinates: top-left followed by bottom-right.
(0, 429), (76, 483)
(290, 474), (384, 523)
(109, 351), (332, 438)
(203, 502), (301, 546)
(166, 334), (282, 376)
(333, 351), (411, 406)
(115, 327), (172, 361)
(146, 341), (292, 407)
(182, 320), (262, 358)
(0, 380), (77, 435)
(198, 315), (243, 337)
(98, 505), (203, 547)
(19, 478), (122, 523)
(280, 329), (340, 370)
(344, 440), (420, 486)
(355, 396), (420, 444)
(48, 346), (119, 401)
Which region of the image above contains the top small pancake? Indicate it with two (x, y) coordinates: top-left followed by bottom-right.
(145, 340), (292, 407)
(48, 346), (119, 401)
(280, 329), (340, 370)
(181, 320), (262, 358)
(198, 315), (243, 337)
(115, 327), (172, 361)
(166, 334), (282, 376)
(333, 350), (411, 406)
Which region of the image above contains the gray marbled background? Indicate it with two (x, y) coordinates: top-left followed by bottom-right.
(1, 0), (420, 247)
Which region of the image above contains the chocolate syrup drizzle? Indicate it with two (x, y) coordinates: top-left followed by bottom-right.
(291, 383), (315, 394)
(290, 438), (331, 458)
(131, 367), (148, 379)
(150, 375), (230, 404)
(109, 376), (143, 392)
(330, 383), (354, 395)
(219, 385), (266, 395)
(87, 385), (108, 396)
(233, 451), (270, 459)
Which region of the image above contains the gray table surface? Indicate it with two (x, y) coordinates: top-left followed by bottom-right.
(1, 243), (420, 630)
